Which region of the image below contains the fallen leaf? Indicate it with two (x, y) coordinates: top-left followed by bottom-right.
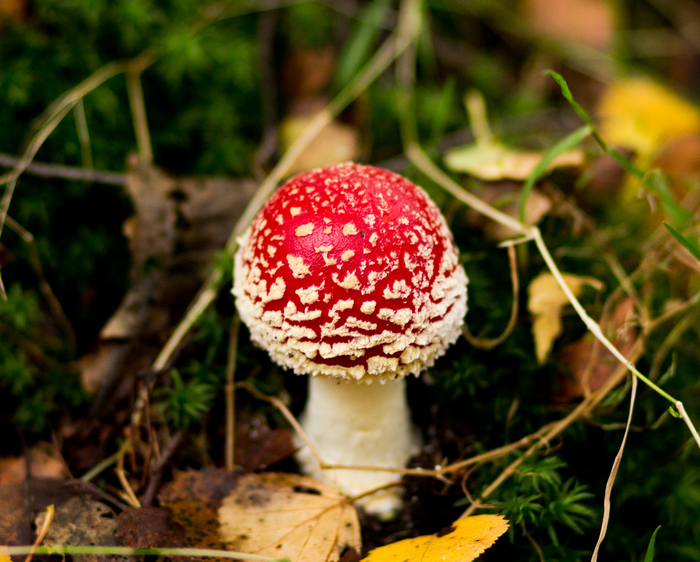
(117, 507), (186, 548)
(557, 298), (637, 399)
(37, 496), (124, 562)
(0, 483), (32, 546)
(235, 411), (295, 472)
(528, 273), (604, 364)
(598, 78), (700, 158)
(522, 0), (615, 50)
(158, 468), (240, 562)
(79, 157), (256, 406)
(0, 443), (68, 485)
(279, 111), (360, 176)
(0, 0), (28, 25)
(444, 140), (584, 181)
(362, 515), (509, 562)
(218, 472), (361, 562)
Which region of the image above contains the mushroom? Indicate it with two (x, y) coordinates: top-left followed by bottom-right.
(233, 163), (468, 518)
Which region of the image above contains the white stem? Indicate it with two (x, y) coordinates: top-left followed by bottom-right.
(295, 375), (421, 518)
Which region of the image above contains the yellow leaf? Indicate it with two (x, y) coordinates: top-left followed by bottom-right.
(218, 472), (361, 562)
(0, 547), (11, 562)
(528, 273), (604, 363)
(444, 140), (583, 181)
(598, 79), (700, 157)
(363, 515), (509, 562)
(279, 114), (359, 176)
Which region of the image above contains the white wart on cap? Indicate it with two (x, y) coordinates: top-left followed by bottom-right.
(233, 163), (468, 381)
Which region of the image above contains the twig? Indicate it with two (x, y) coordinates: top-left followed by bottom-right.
(0, 153), (125, 185)
(142, 430), (184, 507)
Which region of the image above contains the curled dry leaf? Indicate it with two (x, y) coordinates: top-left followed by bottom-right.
(528, 272), (604, 364)
(218, 472), (361, 562)
(362, 515), (509, 562)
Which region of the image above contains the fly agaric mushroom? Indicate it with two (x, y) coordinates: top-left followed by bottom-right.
(233, 163), (468, 517)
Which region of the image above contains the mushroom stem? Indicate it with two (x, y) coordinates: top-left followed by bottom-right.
(295, 375), (421, 519)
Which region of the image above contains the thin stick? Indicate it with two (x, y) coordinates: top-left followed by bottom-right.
(225, 313), (241, 473)
(0, 153), (125, 185)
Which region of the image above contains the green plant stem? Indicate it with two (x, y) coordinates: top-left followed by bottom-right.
(0, 545), (287, 562)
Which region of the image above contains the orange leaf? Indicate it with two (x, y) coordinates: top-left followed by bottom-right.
(362, 515), (509, 562)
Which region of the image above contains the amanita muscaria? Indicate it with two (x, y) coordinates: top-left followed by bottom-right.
(233, 163), (468, 517)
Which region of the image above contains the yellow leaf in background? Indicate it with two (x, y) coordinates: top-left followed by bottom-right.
(218, 472), (361, 562)
(363, 515), (508, 562)
(598, 79), (700, 157)
(444, 140), (583, 181)
(528, 273), (604, 364)
(0, 548), (11, 562)
(280, 114), (359, 177)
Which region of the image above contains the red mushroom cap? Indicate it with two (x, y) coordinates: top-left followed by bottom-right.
(233, 163), (468, 380)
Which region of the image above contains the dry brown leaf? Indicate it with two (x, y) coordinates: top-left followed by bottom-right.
(79, 157), (256, 400)
(37, 496), (124, 562)
(0, 443), (68, 485)
(117, 507), (186, 548)
(235, 411), (295, 472)
(557, 298), (637, 399)
(158, 468), (239, 561)
(528, 272), (604, 364)
(218, 472), (361, 562)
(362, 515), (509, 562)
